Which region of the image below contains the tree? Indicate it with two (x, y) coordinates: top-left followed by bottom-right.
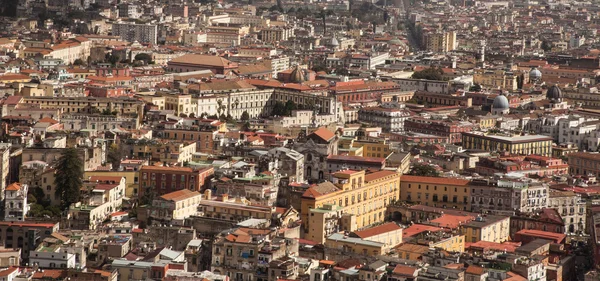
(55, 148), (84, 210)
(242, 121), (251, 131)
(335, 67), (350, 76)
(311, 64), (328, 73)
(541, 40), (552, 52)
(285, 100), (297, 115)
(73, 59), (85, 66)
(134, 53), (153, 64)
(469, 84), (482, 92)
(272, 101), (286, 116)
(241, 111), (250, 121)
(412, 67), (444, 80)
(105, 53), (120, 66)
(409, 164), (439, 177)
(107, 143), (122, 169)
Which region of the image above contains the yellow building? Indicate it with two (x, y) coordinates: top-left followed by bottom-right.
(422, 31), (457, 53)
(351, 140), (393, 158)
(400, 175), (471, 210)
(472, 116), (498, 129)
(461, 215), (510, 243)
(301, 170), (401, 240)
(395, 243), (430, 260)
(84, 171), (139, 197)
(352, 222), (403, 253)
(473, 69), (518, 91)
(198, 191), (274, 221)
(461, 132), (553, 156)
(429, 234), (465, 252)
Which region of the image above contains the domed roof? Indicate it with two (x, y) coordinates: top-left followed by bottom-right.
(388, 37), (403, 45)
(330, 37), (339, 47)
(530, 68), (542, 79)
(290, 66), (306, 83)
(492, 94), (510, 110)
(546, 85), (562, 100)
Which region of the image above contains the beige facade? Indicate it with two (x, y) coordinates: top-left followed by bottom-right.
(473, 69), (518, 91)
(151, 189), (202, 222)
(461, 216), (510, 243)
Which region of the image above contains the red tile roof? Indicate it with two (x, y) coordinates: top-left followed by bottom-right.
(402, 224), (442, 238)
(5, 182), (22, 191)
(311, 127), (335, 142)
(401, 175), (470, 186)
(515, 229), (566, 243)
(465, 265), (485, 275)
(364, 170), (399, 182)
(430, 214), (474, 229)
(392, 265), (417, 276)
(353, 222), (401, 239)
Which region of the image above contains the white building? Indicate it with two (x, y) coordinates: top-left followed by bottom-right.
(358, 103), (411, 133)
(30, 245), (77, 269)
(150, 189), (202, 223)
(3, 183), (28, 221)
(549, 190), (586, 234)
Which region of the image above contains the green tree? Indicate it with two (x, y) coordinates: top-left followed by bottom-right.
(311, 64), (328, 73)
(541, 41), (552, 52)
(105, 53), (120, 66)
(242, 121), (251, 131)
(412, 67), (444, 80)
(107, 143), (122, 169)
(73, 59), (85, 66)
(134, 53), (153, 64)
(469, 84), (482, 92)
(285, 100), (297, 115)
(335, 67), (350, 76)
(241, 111), (250, 121)
(272, 101), (286, 116)
(55, 148), (84, 210)
(409, 164), (439, 177)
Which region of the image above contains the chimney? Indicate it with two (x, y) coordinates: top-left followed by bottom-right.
(204, 189), (212, 199)
(221, 193), (228, 202)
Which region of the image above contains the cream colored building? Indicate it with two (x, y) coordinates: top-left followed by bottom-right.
(0, 144), (10, 201)
(473, 69), (518, 91)
(301, 170), (401, 241)
(351, 222), (403, 253)
(150, 189), (202, 222)
(157, 92), (194, 117)
(461, 215), (510, 243)
(422, 31), (457, 53)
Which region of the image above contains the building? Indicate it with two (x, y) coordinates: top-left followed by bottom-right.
(301, 170), (401, 241)
(422, 31), (457, 53)
(138, 166), (214, 197)
(29, 244), (76, 269)
(112, 23), (158, 45)
(294, 127), (339, 181)
(4, 183), (28, 221)
(0, 145), (11, 201)
(405, 117), (473, 144)
(260, 27), (294, 43)
(326, 155), (385, 175)
(150, 189), (202, 223)
(462, 132), (553, 156)
(470, 178), (548, 214)
(548, 190), (585, 234)
(68, 176), (126, 230)
(167, 54), (238, 75)
(461, 215), (510, 243)
(473, 69), (519, 91)
(0, 221), (59, 260)
(568, 152), (600, 177)
(358, 104), (412, 133)
(400, 176), (471, 210)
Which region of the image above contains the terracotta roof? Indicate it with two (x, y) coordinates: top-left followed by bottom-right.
(364, 170), (399, 182)
(392, 265), (417, 276)
(32, 269), (66, 280)
(353, 222), (401, 239)
(37, 117), (59, 125)
(160, 189), (201, 201)
(401, 175), (470, 186)
(402, 224), (442, 238)
(0, 267), (18, 277)
(310, 127), (335, 142)
(302, 182), (339, 198)
(465, 265), (484, 275)
(5, 182), (22, 191)
(430, 214), (474, 229)
(515, 229), (566, 243)
(169, 54), (237, 68)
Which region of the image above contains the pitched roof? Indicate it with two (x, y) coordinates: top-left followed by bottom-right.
(465, 265), (485, 275)
(310, 127), (335, 142)
(5, 183), (22, 191)
(401, 175), (470, 186)
(169, 54), (236, 68)
(353, 222), (401, 239)
(364, 170), (399, 182)
(302, 182), (339, 199)
(160, 189), (201, 201)
(392, 265), (417, 276)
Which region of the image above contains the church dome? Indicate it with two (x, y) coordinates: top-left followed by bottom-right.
(388, 37), (403, 45)
(546, 85), (563, 100)
(492, 94), (510, 110)
(530, 67), (542, 80)
(290, 66), (306, 83)
(330, 37), (340, 47)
